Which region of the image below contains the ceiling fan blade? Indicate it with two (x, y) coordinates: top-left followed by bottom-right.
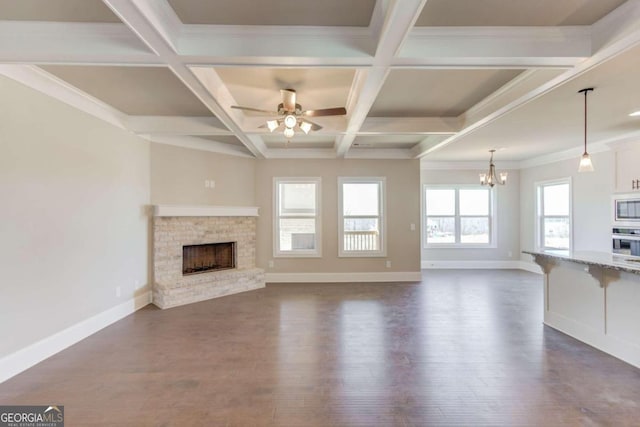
(231, 105), (279, 115)
(302, 107), (347, 117)
(281, 89), (297, 112)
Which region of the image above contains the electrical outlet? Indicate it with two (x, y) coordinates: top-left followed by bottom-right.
(209, 180), (215, 188)
(410, 223), (416, 231)
(508, 251), (513, 258)
(268, 260), (274, 268)
(116, 286), (121, 298)
(386, 260), (392, 268)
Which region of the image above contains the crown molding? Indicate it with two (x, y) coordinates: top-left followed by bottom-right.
(147, 135), (254, 158)
(420, 160), (521, 170)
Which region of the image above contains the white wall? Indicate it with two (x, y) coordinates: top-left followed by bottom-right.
(421, 168), (521, 263)
(519, 151), (614, 259)
(0, 76), (150, 358)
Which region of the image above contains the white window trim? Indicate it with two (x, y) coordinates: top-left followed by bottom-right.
(423, 184), (497, 249)
(534, 177), (573, 252)
(273, 177), (322, 258)
(338, 176), (387, 258)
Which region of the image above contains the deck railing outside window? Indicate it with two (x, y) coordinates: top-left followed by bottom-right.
(344, 230), (379, 251)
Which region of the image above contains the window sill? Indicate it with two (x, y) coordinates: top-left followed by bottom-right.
(424, 244), (496, 249)
(338, 251), (387, 258)
(273, 252), (322, 258)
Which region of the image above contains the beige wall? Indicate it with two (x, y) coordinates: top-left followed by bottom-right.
(255, 159), (421, 273)
(421, 168), (521, 262)
(0, 76), (150, 358)
(150, 144), (255, 206)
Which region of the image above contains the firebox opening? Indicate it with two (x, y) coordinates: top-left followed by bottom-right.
(182, 242), (236, 275)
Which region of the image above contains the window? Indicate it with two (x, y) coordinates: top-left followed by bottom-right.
(536, 179), (571, 251)
(424, 186), (495, 247)
(274, 177), (321, 257)
(338, 177), (386, 257)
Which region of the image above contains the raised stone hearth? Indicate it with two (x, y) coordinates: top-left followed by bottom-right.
(152, 206), (264, 309)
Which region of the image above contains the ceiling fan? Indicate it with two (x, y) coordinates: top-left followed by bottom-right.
(231, 89), (347, 139)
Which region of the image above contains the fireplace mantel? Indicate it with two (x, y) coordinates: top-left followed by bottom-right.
(153, 205), (259, 217)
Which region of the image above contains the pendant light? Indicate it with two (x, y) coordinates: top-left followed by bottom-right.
(479, 149), (507, 187)
(578, 88), (594, 173)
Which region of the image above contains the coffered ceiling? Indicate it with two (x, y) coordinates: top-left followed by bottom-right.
(1, 0), (639, 162)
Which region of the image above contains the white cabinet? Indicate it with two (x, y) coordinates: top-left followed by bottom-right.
(615, 146), (640, 193)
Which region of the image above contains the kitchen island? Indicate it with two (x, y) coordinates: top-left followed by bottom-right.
(524, 250), (640, 368)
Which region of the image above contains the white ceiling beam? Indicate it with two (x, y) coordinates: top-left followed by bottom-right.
(125, 116), (230, 135)
(399, 26), (591, 68)
(458, 69), (565, 128)
(263, 148), (337, 159)
(0, 64), (128, 129)
(103, 0), (267, 158)
(0, 22), (159, 65)
(410, 135), (451, 158)
(414, 18), (640, 159)
(592, 0), (640, 52)
(178, 26), (374, 63)
(335, 0), (428, 157)
(414, 0), (640, 159)
(345, 148), (413, 159)
(359, 117), (459, 134)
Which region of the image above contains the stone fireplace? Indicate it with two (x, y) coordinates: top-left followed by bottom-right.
(152, 205), (265, 309)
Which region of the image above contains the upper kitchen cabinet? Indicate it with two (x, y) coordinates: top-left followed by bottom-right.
(615, 145), (640, 193)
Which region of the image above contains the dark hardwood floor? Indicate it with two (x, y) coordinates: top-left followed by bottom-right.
(2, 270), (640, 426)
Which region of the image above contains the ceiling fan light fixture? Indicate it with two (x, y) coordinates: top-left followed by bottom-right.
(629, 110), (640, 117)
(284, 114), (297, 129)
(283, 127), (295, 139)
(300, 121), (312, 134)
(266, 120), (279, 132)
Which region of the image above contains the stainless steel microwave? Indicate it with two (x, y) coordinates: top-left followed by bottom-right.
(613, 193), (640, 226)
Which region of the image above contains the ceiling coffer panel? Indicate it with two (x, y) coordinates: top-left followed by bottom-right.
(416, 0), (627, 26)
(40, 66), (213, 117)
(0, 0), (121, 22)
(167, 0), (376, 26)
(370, 69), (523, 118)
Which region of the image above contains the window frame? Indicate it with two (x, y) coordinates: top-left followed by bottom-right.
(273, 177), (322, 258)
(423, 184), (497, 248)
(535, 177), (572, 252)
(338, 176), (387, 258)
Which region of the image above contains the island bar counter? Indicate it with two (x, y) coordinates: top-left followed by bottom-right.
(524, 250), (640, 368)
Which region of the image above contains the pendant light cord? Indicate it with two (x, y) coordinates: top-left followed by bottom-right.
(584, 90), (587, 154)
(579, 88), (594, 155)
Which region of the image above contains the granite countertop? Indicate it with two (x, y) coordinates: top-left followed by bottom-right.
(523, 250), (640, 275)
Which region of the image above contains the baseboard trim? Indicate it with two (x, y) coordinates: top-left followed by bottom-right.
(0, 291), (152, 384)
(265, 271), (422, 283)
(421, 260), (543, 274)
(518, 261), (543, 274)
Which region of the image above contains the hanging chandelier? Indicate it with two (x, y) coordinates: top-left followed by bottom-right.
(578, 87), (595, 173)
(479, 149), (507, 187)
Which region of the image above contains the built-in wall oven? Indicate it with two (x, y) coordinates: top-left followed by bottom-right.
(612, 227), (640, 259)
(612, 194), (640, 259)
